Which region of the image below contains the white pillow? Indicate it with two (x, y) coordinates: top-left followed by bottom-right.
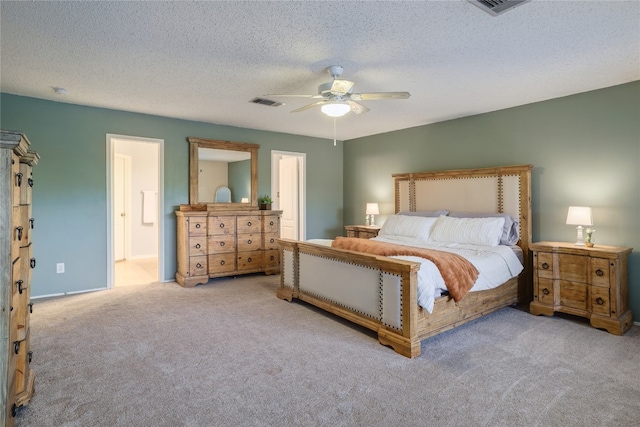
(378, 215), (438, 241)
(429, 215), (505, 246)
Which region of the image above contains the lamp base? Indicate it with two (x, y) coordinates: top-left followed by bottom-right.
(574, 225), (585, 246)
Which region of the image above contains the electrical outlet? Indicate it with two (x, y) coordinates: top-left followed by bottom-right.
(56, 263), (65, 274)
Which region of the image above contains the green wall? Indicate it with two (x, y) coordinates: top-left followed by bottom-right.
(344, 81), (640, 321)
(0, 93), (343, 296)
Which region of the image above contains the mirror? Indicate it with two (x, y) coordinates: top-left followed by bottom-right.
(188, 137), (259, 207)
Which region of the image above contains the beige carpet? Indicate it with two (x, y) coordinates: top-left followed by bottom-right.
(15, 274), (640, 426)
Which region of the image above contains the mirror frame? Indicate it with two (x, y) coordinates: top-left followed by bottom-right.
(188, 137), (260, 207)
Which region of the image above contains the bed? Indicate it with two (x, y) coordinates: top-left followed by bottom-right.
(277, 164), (533, 358)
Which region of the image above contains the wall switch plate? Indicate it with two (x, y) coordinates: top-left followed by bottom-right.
(56, 263), (65, 273)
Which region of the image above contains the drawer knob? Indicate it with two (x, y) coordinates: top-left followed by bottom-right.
(195, 243), (201, 249)
(14, 341), (20, 354)
(541, 262), (549, 270)
(30, 218), (35, 229)
(595, 269), (604, 277)
(196, 263), (202, 268)
(270, 221), (274, 226)
(30, 258), (36, 268)
(28, 177), (34, 187)
(16, 172), (23, 187)
(270, 238), (275, 244)
(248, 257), (252, 262)
(247, 221), (252, 226)
(28, 350), (33, 363)
(16, 280), (23, 294)
(220, 260), (225, 265)
(195, 223), (201, 229)
(596, 297), (605, 305)
(220, 241), (225, 247)
(16, 226), (23, 241)
(219, 223), (225, 228)
(542, 288), (550, 296)
(29, 302), (33, 313)
(270, 255), (275, 261)
(248, 239), (252, 244)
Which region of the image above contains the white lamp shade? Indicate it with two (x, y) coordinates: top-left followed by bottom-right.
(321, 102), (350, 117)
(566, 206), (593, 226)
(365, 203), (380, 215)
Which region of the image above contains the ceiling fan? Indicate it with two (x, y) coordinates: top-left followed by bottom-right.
(266, 65), (410, 117)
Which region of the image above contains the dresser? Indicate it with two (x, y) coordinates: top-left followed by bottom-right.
(344, 225), (381, 239)
(176, 207), (282, 287)
(530, 241), (633, 335)
(1, 130), (38, 426)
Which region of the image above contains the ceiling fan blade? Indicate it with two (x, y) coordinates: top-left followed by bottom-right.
(290, 100), (329, 113)
(330, 79), (355, 96)
(346, 100), (369, 115)
(263, 93), (316, 98)
(350, 91), (411, 101)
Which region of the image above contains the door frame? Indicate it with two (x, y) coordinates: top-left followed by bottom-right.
(271, 150), (306, 240)
(106, 134), (164, 289)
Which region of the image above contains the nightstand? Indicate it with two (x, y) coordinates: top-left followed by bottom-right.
(530, 241), (633, 335)
(344, 225), (381, 239)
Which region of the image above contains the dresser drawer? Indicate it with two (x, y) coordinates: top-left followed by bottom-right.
(264, 249), (279, 268)
(236, 215), (261, 234)
(188, 236), (207, 256)
(536, 252), (554, 278)
(263, 215), (279, 233)
(188, 256), (207, 277)
(237, 250), (263, 271)
(237, 233), (261, 252)
(208, 216), (236, 235)
(263, 232), (278, 250)
(188, 217), (207, 236)
(208, 234), (235, 254)
(208, 253), (236, 274)
(591, 286), (610, 316)
(590, 258), (610, 287)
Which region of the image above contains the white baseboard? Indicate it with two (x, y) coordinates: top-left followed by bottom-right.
(32, 287), (107, 300)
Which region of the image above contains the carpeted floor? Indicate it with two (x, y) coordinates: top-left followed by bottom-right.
(15, 274), (640, 426)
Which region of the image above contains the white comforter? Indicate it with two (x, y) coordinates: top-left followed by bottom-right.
(371, 236), (524, 313)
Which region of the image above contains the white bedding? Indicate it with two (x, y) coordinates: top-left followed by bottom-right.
(307, 236), (523, 314)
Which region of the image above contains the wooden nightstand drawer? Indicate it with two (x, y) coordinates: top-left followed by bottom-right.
(208, 234), (235, 254)
(208, 216), (236, 235)
(559, 280), (588, 311)
(557, 254), (587, 283)
(590, 258), (610, 287)
(591, 287), (610, 316)
(344, 225), (380, 239)
(537, 278), (554, 305)
(188, 218), (207, 236)
(536, 252), (554, 278)
(188, 236), (207, 256)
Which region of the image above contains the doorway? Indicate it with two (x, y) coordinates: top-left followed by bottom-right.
(271, 151), (306, 240)
(107, 134), (164, 288)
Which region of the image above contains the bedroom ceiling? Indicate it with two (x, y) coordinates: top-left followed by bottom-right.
(1, 1), (638, 142)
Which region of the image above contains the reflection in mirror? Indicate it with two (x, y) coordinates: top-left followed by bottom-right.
(198, 148), (251, 203)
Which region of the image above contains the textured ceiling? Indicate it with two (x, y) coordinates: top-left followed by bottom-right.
(1, 1), (638, 141)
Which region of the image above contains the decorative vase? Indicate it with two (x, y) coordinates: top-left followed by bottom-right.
(259, 203), (271, 210)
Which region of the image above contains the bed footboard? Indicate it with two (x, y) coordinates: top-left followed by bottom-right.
(278, 239), (423, 358)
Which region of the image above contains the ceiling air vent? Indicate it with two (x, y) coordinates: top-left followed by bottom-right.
(250, 97), (283, 107)
(468, 0), (530, 16)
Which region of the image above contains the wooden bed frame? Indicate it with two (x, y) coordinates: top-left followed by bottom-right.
(277, 165), (533, 358)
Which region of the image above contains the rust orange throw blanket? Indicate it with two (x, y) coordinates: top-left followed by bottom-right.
(331, 237), (479, 302)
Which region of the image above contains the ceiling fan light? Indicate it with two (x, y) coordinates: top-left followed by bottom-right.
(321, 102), (350, 117)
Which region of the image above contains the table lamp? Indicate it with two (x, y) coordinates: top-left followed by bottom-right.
(566, 206), (593, 246)
(366, 203), (379, 226)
